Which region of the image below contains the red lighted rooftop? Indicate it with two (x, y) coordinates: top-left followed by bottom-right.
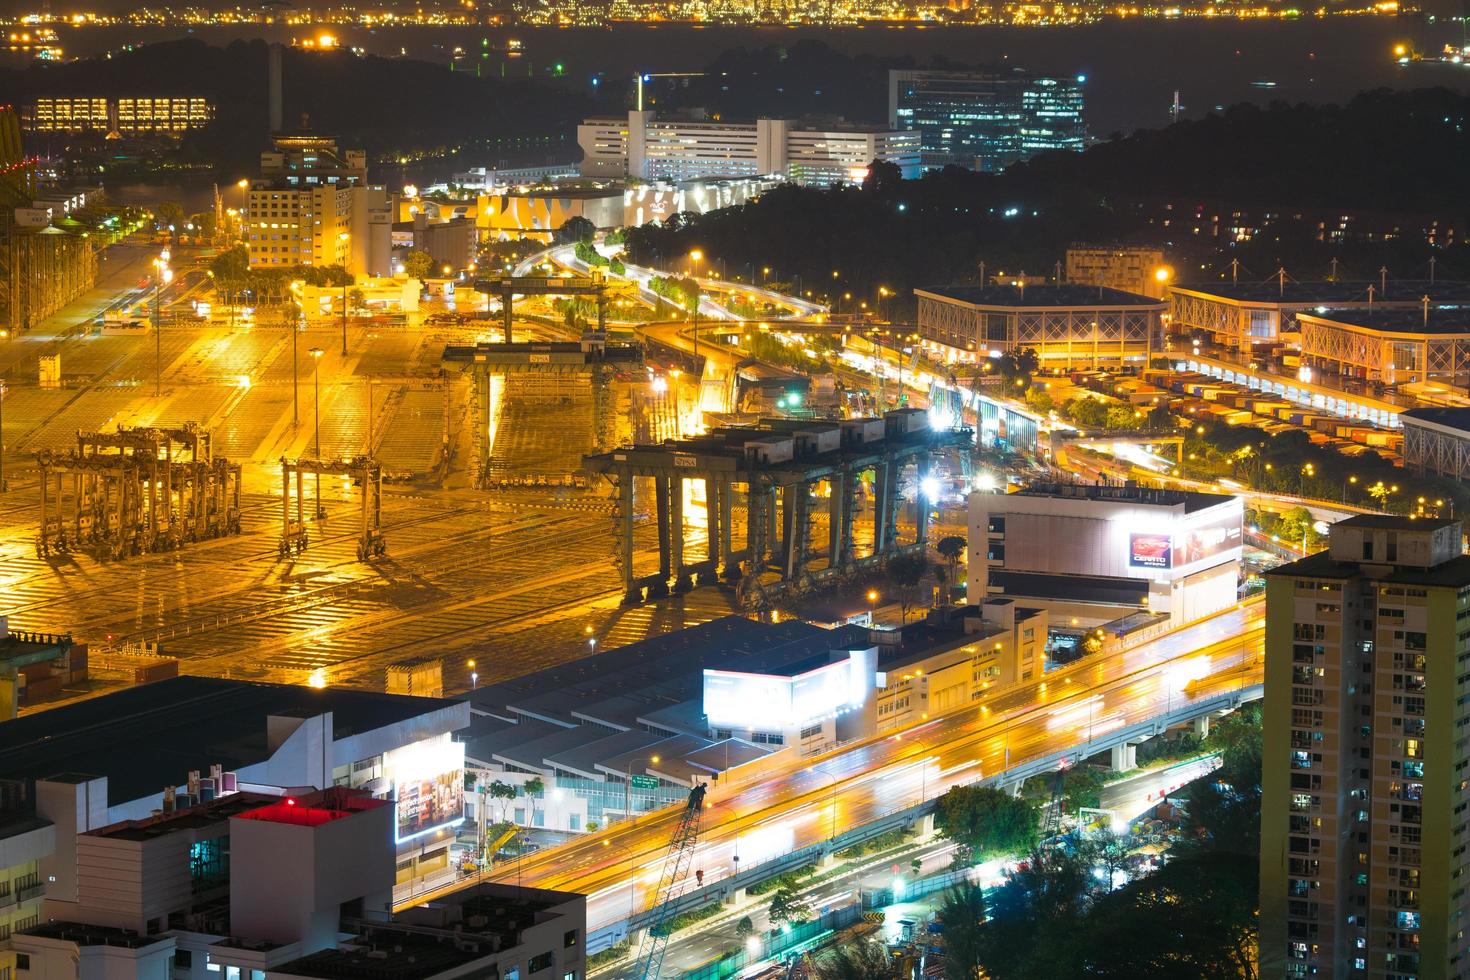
(237, 787), (389, 827)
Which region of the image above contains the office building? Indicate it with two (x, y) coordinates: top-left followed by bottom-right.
(967, 483), (1244, 627)
(11, 783), (586, 980)
(1260, 515), (1470, 978)
(1066, 245), (1169, 298)
(0, 676), (471, 901)
(577, 111), (921, 186)
(914, 283), (1166, 369)
(392, 213), (476, 274)
(246, 135), (393, 277)
(24, 97), (214, 136)
(888, 69), (1085, 173)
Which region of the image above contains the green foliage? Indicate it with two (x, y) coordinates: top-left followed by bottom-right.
(649, 275), (699, 316)
(1024, 387), (1055, 414)
(767, 885), (812, 926)
(1133, 729), (1204, 768)
(933, 784), (1039, 859)
(586, 940), (629, 969)
(1059, 767), (1106, 815)
(609, 257), (626, 276)
(555, 216), (596, 245)
(811, 937), (894, 980)
(1062, 397), (1110, 429)
(573, 240), (608, 267)
(662, 900), (723, 934)
(402, 251), (434, 280)
(523, 777), (545, 798)
(886, 551), (932, 623)
(938, 882), (987, 980)
(1206, 702), (1263, 793)
(737, 330), (833, 375)
(747, 863), (816, 896)
(835, 827), (907, 859)
(734, 916), (754, 938)
(604, 227), (626, 245)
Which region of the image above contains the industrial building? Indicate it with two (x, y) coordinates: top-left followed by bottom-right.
(459, 610), (1044, 833)
(1401, 406), (1470, 481)
(966, 483), (1244, 627)
(888, 69), (1086, 172)
(1296, 307), (1470, 387)
(1165, 280), (1470, 353)
(577, 111), (921, 185)
(391, 212), (476, 273)
(9, 783), (584, 980)
(476, 177), (772, 240)
(0, 676), (471, 900)
(23, 96), (214, 136)
(914, 284), (1166, 369)
(1260, 515), (1470, 978)
(246, 134), (393, 277)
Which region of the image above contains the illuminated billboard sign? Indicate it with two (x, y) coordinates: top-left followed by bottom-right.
(1175, 511), (1243, 569)
(386, 736), (465, 843)
(704, 651), (875, 732)
(1129, 532), (1172, 569)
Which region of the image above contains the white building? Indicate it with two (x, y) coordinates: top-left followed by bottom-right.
(967, 483), (1243, 626)
(577, 111), (921, 186)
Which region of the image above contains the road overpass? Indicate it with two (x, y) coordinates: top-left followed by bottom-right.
(423, 599), (1266, 948)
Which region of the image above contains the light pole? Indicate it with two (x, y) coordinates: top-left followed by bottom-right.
(310, 347), (324, 519)
(623, 754), (660, 827)
(809, 765), (838, 843)
(289, 290), (301, 428)
(688, 249), (703, 363)
(468, 659), (478, 689)
(153, 252), (171, 397)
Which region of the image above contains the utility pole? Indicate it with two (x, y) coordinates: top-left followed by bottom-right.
(310, 348), (324, 518)
(340, 284), (348, 355)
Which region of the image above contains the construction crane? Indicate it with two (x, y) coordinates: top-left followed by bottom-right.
(630, 784), (706, 980)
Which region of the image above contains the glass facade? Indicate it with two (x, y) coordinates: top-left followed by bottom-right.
(890, 70), (1086, 173)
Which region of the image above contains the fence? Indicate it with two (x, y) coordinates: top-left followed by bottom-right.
(679, 905), (862, 980)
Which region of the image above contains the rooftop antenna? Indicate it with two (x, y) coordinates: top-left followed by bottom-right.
(1367, 284), (1375, 307)
(1017, 272), (1026, 299)
(1429, 255), (1437, 284)
(1053, 260), (1062, 283)
(1230, 258), (1240, 285)
(1329, 257), (1338, 281)
(978, 260), (986, 285)
(1380, 266), (1388, 293)
(1423, 294), (1432, 327)
(1276, 266), (1286, 297)
(1171, 90), (1181, 124)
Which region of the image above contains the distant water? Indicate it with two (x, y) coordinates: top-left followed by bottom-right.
(18, 17), (1470, 137)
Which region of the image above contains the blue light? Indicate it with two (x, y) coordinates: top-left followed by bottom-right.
(1077, 74), (1087, 83)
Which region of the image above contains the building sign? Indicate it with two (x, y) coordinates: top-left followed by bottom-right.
(386, 736), (465, 842)
(1129, 532), (1173, 569)
(1175, 511), (1243, 569)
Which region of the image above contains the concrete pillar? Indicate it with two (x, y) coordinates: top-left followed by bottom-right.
(1194, 715), (1211, 738)
(726, 887), (747, 906)
(671, 476), (690, 592)
(650, 476), (671, 598)
(917, 813), (935, 837)
(718, 479), (736, 579)
(619, 473), (637, 603)
(1110, 743), (1138, 772)
(826, 472), (842, 568)
(820, 851), (837, 870)
(914, 455), (931, 548)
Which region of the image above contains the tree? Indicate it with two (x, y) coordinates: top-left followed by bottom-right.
(936, 535), (966, 601)
(556, 216), (596, 245)
(487, 780), (518, 822)
(156, 200), (184, 232)
(1063, 398), (1109, 429)
(861, 159), (903, 196)
(523, 776), (545, 827)
(886, 551), (930, 623)
(937, 882), (987, 980)
(402, 251), (434, 280)
(767, 884), (811, 926)
(1059, 767), (1106, 815)
(812, 938), (894, 980)
(734, 916), (754, 939)
(933, 784), (1038, 858)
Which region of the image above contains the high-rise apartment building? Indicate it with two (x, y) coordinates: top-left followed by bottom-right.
(1261, 515), (1470, 979)
(246, 134), (392, 276)
(577, 111), (921, 185)
(888, 69), (1086, 172)
(24, 96), (214, 136)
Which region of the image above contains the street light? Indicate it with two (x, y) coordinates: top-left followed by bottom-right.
(153, 254), (172, 397)
(688, 249), (703, 362)
(467, 659), (478, 689)
(623, 754), (661, 827)
(310, 347), (325, 519)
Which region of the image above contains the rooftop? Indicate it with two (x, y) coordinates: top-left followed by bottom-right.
(992, 481), (1235, 514)
(1401, 407), (1470, 434)
(235, 788), (390, 828)
(1268, 549), (1470, 588)
(90, 792), (278, 841)
(914, 284), (1164, 309)
(1169, 280), (1470, 305)
(21, 921), (171, 950)
(0, 676), (459, 807)
(1335, 513), (1458, 533)
(1298, 307), (1470, 337)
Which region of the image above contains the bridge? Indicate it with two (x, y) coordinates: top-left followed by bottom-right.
(402, 599), (1266, 949)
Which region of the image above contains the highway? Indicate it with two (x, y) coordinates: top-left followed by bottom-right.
(481, 598), (1265, 932)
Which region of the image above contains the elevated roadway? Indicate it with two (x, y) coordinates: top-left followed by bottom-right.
(447, 598), (1266, 938)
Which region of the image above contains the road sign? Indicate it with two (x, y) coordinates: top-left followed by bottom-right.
(631, 775), (659, 790)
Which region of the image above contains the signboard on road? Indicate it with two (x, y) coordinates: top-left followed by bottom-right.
(630, 774), (659, 789)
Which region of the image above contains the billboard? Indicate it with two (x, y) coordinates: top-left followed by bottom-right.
(1175, 510), (1243, 569)
(386, 736), (465, 842)
(1129, 532), (1172, 569)
(704, 651), (873, 733)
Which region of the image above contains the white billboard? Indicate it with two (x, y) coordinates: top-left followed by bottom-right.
(386, 736), (465, 843)
(704, 651), (873, 732)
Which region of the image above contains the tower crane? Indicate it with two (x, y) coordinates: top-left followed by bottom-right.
(629, 784), (706, 980)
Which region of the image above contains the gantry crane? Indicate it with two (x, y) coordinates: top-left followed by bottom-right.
(630, 784), (706, 980)
(279, 455), (385, 561)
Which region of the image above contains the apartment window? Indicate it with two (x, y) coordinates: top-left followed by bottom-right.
(14, 956), (27, 972)
(176, 951), (193, 969)
(564, 930), (578, 948)
(529, 952), (554, 974)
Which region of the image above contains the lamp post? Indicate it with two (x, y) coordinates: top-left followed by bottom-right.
(623, 754), (661, 827)
(468, 659), (478, 689)
(310, 347), (324, 519)
(153, 252), (171, 397)
(688, 249), (703, 363)
(289, 287), (301, 428)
